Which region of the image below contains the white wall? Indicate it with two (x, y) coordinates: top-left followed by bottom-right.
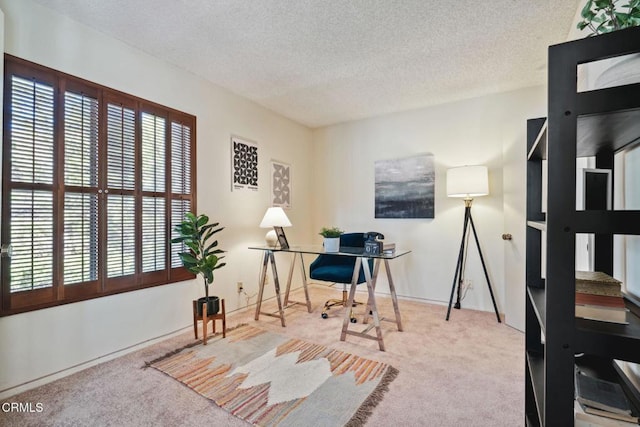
(312, 86), (546, 313)
(0, 0), (313, 397)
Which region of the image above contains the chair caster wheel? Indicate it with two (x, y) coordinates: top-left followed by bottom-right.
(321, 313), (328, 319)
(350, 317), (357, 323)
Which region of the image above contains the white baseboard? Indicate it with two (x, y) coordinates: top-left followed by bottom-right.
(0, 325), (192, 400)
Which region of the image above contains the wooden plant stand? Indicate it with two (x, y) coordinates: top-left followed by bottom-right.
(192, 298), (226, 345)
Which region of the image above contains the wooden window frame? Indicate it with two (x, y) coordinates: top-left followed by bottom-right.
(1, 55), (196, 316)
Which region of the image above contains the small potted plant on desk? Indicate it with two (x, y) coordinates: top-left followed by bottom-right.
(172, 212), (226, 316)
(319, 226), (343, 252)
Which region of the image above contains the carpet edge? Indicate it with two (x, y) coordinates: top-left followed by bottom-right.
(142, 323), (248, 368)
(344, 365), (399, 427)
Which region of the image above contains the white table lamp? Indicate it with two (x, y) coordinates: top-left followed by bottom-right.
(259, 207), (291, 247)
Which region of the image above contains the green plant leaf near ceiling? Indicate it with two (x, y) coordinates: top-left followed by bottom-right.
(577, 0), (640, 36)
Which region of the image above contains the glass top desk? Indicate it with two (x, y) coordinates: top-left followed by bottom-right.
(248, 245), (410, 351)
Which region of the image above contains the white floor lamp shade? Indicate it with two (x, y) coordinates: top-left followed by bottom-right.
(446, 165), (489, 198)
(259, 207), (292, 246)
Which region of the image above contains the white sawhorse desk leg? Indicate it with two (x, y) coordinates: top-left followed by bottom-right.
(283, 252), (312, 313)
(254, 251), (312, 326)
(254, 250), (286, 327)
(340, 257), (403, 351)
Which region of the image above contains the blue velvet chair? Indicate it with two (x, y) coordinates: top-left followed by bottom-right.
(309, 232), (373, 321)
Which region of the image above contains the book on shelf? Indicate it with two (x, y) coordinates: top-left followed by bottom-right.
(575, 271), (628, 324)
(576, 293), (627, 309)
(614, 360), (640, 408)
(575, 304), (629, 324)
(576, 271), (623, 297)
(575, 292), (628, 324)
(575, 368), (634, 417)
(575, 404), (639, 426)
(583, 405), (640, 424)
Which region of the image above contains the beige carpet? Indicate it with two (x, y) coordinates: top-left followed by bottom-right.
(0, 285), (524, 426)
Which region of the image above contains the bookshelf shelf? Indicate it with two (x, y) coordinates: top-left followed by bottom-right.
(526, 352), (545, 424)
(527, 286), (546, 334)
(526, 221), (546, 232)
(527, 120), (547, 161)
(525, 26), (640, 426)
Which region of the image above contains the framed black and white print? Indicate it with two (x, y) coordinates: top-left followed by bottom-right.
(271, 160), (291, 208)
(231, 135), (258, 192)
(375, 153), (435, 219)
(274, 226), (289, 249)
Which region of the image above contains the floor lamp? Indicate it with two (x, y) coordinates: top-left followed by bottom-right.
(445, 165), (500, 322)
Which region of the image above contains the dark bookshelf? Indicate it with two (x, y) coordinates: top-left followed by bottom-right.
(525, 26), (640, 426)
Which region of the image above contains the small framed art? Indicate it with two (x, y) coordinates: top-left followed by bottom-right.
(274, 226), (289, 249)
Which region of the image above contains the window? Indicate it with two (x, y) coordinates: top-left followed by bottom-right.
(1, 55), (196, 315)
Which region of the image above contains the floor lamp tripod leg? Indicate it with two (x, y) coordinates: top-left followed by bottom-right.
(446, 209), (469, 320)
(468, 212), (501, 323)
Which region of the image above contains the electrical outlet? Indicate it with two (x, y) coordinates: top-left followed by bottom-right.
(237, 282), (244, 293)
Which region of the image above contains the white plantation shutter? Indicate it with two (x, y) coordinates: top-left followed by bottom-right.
(2, 56), (196, 315)
(64, 92), (99, 187)
(10, 76), (54, 185)
(141, 113), (165, 193)
(107, 104), (136, 191)
(105, 101), (137, 281)
(142, 197), (165, 272)
(171, 199), (191, 268)
(106, 194), (136, 278)
(10, 189), (54, 292)
(171, 122), (191, 194)
(170, 120), (193, 269)
(140, 112), (166, 274)
(64, 91), (99, 285)
(64, 192), (99, 284)
(8, 75), (55, 294)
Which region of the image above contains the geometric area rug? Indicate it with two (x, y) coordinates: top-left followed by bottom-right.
(146, 324), (398, 426)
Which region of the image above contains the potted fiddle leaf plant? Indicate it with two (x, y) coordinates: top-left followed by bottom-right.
(172, 212), (226, 316)
(577, 0), (640, 36)
(319, 226), (343, 252)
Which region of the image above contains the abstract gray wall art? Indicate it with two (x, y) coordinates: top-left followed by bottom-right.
(375, 153), (435, 218)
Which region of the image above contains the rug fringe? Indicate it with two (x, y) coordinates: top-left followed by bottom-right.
(142, 323), (248, 369)
(344, 365), (399, 427)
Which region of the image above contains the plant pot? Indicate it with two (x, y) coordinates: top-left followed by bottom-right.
(578, 53), (640, 92)
(595, 53), (640, 89)
(197, 296), (220, 316)
(323, 237), (340, 252)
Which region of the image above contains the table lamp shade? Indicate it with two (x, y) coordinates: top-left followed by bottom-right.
(446, 165), (489, 198)
(259, 207), (292, 228)
(260, 207), (291, 247)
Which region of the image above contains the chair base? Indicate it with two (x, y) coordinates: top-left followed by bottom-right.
(321, 289), (361, 322)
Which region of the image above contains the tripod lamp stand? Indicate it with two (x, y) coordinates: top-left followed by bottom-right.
(445, 165), (500, 322)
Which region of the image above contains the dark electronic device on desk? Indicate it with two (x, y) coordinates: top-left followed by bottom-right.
(363, 232), (384, 255)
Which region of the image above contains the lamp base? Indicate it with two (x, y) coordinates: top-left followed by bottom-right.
(265, 230), (278, 247)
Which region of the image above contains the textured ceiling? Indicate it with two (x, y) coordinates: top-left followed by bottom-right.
(32, 0), (580, 128)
